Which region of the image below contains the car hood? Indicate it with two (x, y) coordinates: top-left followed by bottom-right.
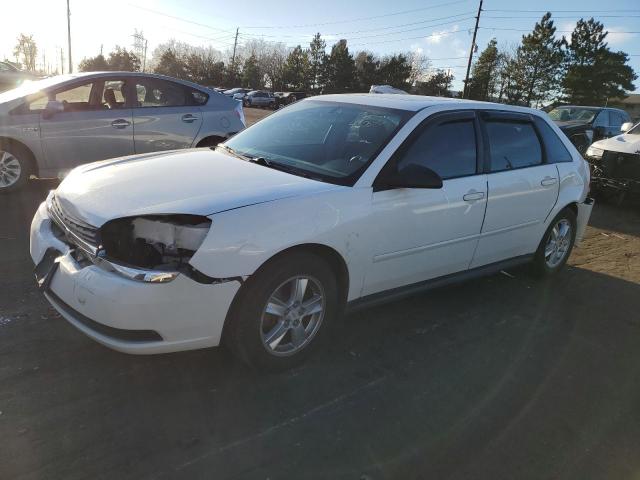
(591, 133), (640, 155)
(54, 149), (343, 227)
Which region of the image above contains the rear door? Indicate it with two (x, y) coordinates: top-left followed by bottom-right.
(39, 77), (134, 170)
(132, 77), (204, 154)
(470, 111), (559, 268)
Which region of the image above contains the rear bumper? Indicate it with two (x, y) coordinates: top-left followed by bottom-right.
(30, 202), (241, 354)
(575, 197), (595, 246)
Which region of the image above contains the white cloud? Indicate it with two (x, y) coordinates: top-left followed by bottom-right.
(606, 26), (637, 46)
(425, 24), (460, 45)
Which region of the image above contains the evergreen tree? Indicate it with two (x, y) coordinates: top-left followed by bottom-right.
(378, 54), (413, 91)
(154, 49), (185, 78)
(468, 38), (500, 101)
(505, 13), (564, 106)
(308, 33), (327, 93)
(354, 51), (379, 91)
(242, 53), (262, 89)
(283, 46), (311, 91)
(562, 18), (637, 104)
(107, 46), (140, 72)
(413, 70), (454, 97)
(78, 54), (109, 72)
(323, 39), (356, 93)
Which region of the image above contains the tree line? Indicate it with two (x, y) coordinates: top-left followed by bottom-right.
(467, 14), (636, 106)
(74, 12), (636, 106)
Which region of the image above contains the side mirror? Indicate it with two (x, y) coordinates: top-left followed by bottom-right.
(42, 100), (64, 119)
(621, 121), (633, 133)
(379, 164), (443, 190)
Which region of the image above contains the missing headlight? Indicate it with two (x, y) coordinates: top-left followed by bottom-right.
(100, 214), (211, 272)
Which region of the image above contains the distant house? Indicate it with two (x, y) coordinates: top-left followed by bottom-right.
(609, 94), (640, 123)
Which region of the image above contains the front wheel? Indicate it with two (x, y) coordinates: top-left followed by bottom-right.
(224, 252), (338, 371)
(532, 209), (577, 276)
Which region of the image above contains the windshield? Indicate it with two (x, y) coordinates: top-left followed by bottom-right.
(223, 100), (411, 185)
(627, 122), (640, 135)
(548, 107), (598, 122)
(0, 75), (78, 104)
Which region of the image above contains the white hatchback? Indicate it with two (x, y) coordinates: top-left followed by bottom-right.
(30, 94), (594, 370)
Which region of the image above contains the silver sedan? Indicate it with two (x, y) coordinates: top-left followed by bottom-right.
(0, 72), (246, 192)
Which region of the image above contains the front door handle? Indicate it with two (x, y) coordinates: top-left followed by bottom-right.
(111, 119), (131, 129)
(463, 191), (485, 202)
(181, 114), (199, 123)
(541, 176), (558, 187)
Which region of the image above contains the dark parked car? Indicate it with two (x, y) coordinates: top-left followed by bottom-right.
(274, 91), (307, 108)
(548, 105), (631, 154)
(0, 61), (37, 93)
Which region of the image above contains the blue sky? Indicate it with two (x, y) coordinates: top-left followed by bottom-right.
(2, 0), (638, 91)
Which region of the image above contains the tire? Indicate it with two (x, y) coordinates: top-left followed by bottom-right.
(224, 252), (339, 371)
(531, 208), (577, 276)
(0, 142), (33, 193)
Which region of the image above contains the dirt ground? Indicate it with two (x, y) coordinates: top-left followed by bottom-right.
(1, 109), (640, 479)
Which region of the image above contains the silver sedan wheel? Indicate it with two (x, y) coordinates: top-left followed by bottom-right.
(0, 150), (22, 188)
(544, 219), (572, 268)
(260, 275), (326, 356)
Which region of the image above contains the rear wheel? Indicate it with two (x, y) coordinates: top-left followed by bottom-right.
(532, 208), (577, 276)
(0, 144), (32, 193)
(225, 252), (338, 371)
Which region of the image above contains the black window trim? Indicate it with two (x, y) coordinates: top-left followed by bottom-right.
(478, 110), (548, 174)
(373, 109), (484, 190)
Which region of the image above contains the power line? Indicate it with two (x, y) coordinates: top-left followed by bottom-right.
(349, 25), (469, 47)
(479, 26), (640, 34)
(484, 14), (640, 19)
(127, 3), (236, 35)
(237, 11), (476, 39)
(240, 0), (471, 29)
(484, 9), (640, 13)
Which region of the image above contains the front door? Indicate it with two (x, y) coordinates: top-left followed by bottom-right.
(363, 111), (488, 296)
(39, 78), (134, 170)
(471, 111), (559, 267)
(132, 77), (203, 153)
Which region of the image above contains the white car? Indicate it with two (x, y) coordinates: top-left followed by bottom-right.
(30, 94), (594, 370)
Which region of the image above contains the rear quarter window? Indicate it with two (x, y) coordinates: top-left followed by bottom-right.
(533, 116), (573, 163)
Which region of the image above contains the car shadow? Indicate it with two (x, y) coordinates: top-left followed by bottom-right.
(3, 264), (640, 480)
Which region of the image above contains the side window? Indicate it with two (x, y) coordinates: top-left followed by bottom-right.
(34, 82), (95, 112)
(609, 111), (624, 128)
(593, 110), (608, 127)
(54, 83), (93, 112)
(134, 79), (187, 107)
(100, 80), (128, 109)
(396, 119), (477, 180)
(533, 116), (573, 163)
(485, 120), (542, 171)
(191, 89), (208, 105)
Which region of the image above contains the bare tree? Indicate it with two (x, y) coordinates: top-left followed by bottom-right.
(14, 34), (38, 71)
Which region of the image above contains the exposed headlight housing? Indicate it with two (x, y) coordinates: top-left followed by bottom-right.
(98, 215), (212, 283)
(586, 146), (604, 158)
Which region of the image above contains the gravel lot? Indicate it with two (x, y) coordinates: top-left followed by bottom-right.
(1, 108), (639, 479)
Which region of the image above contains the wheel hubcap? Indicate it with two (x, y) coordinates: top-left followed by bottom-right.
(260, 275), (326, 356)
(0, 150), (22, 188)
(544, 219), (572, 268)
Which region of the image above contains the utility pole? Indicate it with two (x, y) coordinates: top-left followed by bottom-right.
(60, 48), (64, 74)
(463, 0), (482, 99)
(67, 0), (73, 73)
(143, 39), (148, 72)
(231, 27), (239, 68)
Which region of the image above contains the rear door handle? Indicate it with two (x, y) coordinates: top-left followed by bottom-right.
(463, 191), (485, 202)
(111, 119), (131, 129)
(540, 176), (558, 187)
(181, 114), (199, 123)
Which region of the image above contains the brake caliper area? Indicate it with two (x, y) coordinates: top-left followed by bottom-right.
(99, 215), (212, 280)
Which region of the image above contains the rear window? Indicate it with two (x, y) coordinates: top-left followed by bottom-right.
(486, 121), (542, 171)
(533, 116), (573, 163)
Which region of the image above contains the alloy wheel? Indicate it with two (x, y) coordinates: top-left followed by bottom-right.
(544, 219), (572, 268)
(260, 275), (326, 356)
(0, 150), (22, 188)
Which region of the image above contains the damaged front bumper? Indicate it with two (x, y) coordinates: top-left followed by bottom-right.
(575, 197), (595, 246)
(30, 201), (241, 354)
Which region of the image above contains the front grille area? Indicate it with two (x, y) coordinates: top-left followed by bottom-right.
(49, 195), (99, 252)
